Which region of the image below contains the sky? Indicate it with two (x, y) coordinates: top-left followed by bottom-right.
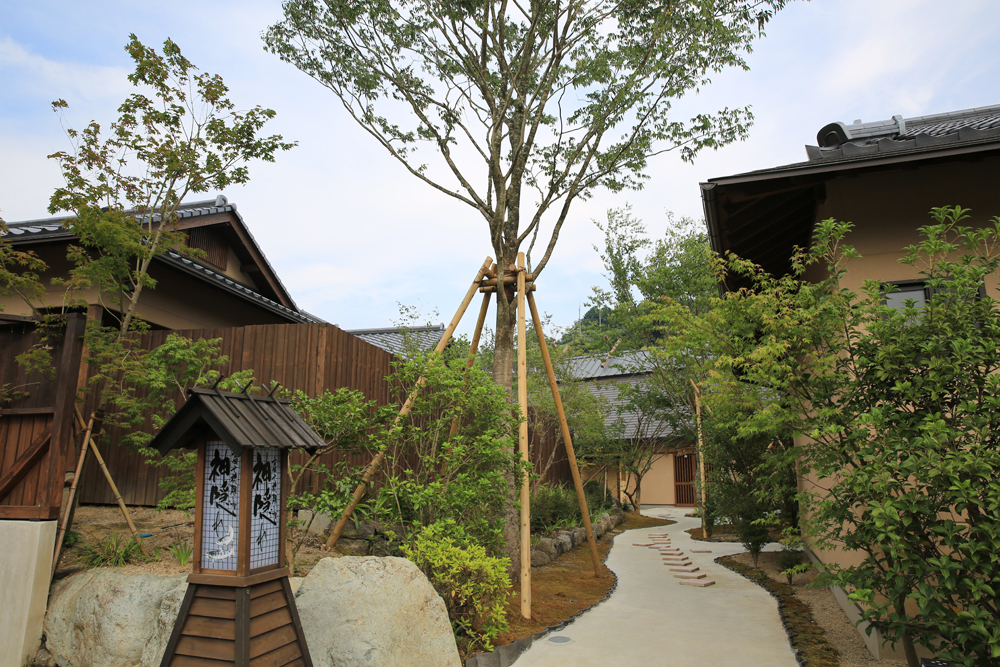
(2, 0), (999, 336)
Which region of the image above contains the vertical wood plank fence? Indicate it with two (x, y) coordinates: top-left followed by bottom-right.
(0, 319), (572, 511)
(68, 322), (573, 506)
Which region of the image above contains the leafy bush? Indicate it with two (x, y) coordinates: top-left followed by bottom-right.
(374, 353), (522, 555)
(530, 481), (616, 535)
(530, 483), (579, 533)
(402, 521), (511, 653)
(79, 532), (145, 567)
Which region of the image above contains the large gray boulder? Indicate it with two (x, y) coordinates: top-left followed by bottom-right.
(44, 570), (188, 667)
(42, 558), (459, 667)
(295, 556), (460, 667)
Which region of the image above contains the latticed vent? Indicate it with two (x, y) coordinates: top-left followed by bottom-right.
(188, 227), (229, 270)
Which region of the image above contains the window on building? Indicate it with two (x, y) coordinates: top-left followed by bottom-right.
(883, 280), (928, 312)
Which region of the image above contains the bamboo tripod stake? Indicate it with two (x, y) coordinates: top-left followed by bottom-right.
(516, 253), (531, 618)
(53, 409), (100, 573)
(322, 255), (600, 624)
(527, 292), (602, 577)
(689, 379), (708, 534)
(325, 257), (494, 550)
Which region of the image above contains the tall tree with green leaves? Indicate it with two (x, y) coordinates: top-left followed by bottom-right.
(42, 35), (294, 423)
(264, 0), (785, 571)
(264, 0), (785, 391)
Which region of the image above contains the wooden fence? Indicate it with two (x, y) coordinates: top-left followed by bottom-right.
(73, 322), (574, 506)
(0, 318), (574, 512)
(0, 314), (85, 520)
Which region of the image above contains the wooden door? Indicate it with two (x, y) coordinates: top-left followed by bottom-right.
(674, 452), (696, 506)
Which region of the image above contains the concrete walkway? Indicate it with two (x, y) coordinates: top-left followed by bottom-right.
(514, 507), (798, 667)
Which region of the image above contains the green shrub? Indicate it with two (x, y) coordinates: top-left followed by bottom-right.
(79, 532), (145, 567)
(530, 483), (578, 533)
(62, 530), (81, 547)
(402, 521), (511, 653)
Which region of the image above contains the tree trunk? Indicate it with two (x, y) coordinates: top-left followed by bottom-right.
(493, 275), (521, 578)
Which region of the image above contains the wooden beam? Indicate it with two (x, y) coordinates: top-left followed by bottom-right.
(0, 506), (60, 520)
(0, 431), (51, 503)
(516, 253), (531, 619)
(0, 407), (55, 417)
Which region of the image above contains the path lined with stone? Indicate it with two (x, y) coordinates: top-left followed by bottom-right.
(513, 508), (798, 667)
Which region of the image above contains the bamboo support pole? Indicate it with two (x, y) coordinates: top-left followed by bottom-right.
(52, 410), (101, 574)
(449, 290), (493, 438)
(527, 292), (601, 577)
(479, 274), (535, 287)
(88, 435), (147, 554)
(690, 379), (708, 532)
(516, 253), (531, 618)
(480, 283), (535, 294)
(325, 257), (494, 550)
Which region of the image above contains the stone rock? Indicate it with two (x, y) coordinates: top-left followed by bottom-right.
(535, 537), (558, 558)
(592, 522), (604, 539)
(336, 538), (369, 556)
(295, 556), (460, 667)
(44, 570), (188, 667)
(573, 527), (586, 546)
(289, 577), (305, 594)
(298, 510), (334, 536)
(33, 648), (57, 667)
(554, 533), (573, 554)
(530, 550), (550, 567)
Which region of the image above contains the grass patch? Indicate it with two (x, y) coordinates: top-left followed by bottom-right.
(718, 554), (839, 667)
(78, 531), (147, 568)
(490, 513), (674, 651)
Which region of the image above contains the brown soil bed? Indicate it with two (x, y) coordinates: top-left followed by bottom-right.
(686, 524), (783, 543)
(55, 505), (337, 577)
(724, 551), (903, 667)
(492, 513), (675, 650)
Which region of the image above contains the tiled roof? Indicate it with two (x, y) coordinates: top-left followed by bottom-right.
(563, 351), (650, 380)
(806, 104), (1000, 162)
(2, 196), (321, 325)
(587, 375), (678, 441)
(346, 324), (445, 356)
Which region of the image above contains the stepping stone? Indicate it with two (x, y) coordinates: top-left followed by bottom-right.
(674, 572), (706, 579)
(662, 556), (690, 562)
(665, 561), (692, 567)
(680, 579), (715, 587)
(691, 549), (712, 553)
(632, 543), (654, 547)
(669, 565), (700, 572)
(659, 549), (682, 554)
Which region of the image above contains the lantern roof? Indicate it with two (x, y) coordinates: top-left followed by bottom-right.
(150, 387), (327, 456)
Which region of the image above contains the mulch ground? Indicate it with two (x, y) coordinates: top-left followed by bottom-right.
(492, 513), (675, 649)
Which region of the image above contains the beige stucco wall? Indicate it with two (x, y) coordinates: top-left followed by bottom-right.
(0, 520), (56, 667)
(795, 155), (1000, 658)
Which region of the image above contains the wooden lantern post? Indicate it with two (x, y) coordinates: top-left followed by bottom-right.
(150, 387), (325, 667)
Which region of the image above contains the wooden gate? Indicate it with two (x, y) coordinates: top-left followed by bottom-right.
(0, 314), (85, 520)
(674, 451), (696, 507)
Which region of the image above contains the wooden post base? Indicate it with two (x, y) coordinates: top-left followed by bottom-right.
(160, 574), (312, 667)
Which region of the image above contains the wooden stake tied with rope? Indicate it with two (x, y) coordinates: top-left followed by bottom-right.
(527, 292), (601, 577)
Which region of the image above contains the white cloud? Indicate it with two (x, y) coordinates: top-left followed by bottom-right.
(0, 37), (131, 107)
